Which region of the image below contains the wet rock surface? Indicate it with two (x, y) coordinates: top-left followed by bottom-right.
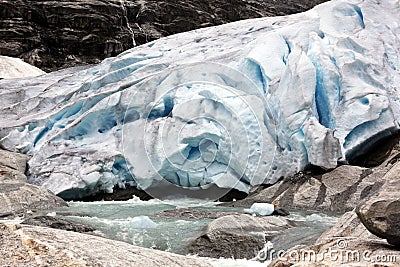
(188, 214), (294, 259)
(0, 0), (327, 71)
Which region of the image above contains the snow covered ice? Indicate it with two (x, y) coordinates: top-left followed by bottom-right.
(0, 0), (399, 199)
(0, 56), (45, 79)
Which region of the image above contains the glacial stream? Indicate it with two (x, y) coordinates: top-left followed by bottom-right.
(54, 198), (338, 261)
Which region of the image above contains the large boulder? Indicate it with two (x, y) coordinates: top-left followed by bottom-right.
(0, 149), (66, 218)
(356, 162), (400, 247)
(155, 208), (240, 220)
(0, 223), (211, 267)
(269, 161), (400, 266)
(225, 164), (389, 213)
(270, 211), (400, 267)
(188, 214), (294, 259)
(0, 149), (29, 183)
(0, 0), (327, 71)
(0, 183), (67, 217)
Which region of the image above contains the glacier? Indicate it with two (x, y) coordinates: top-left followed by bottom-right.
(0, 0), (399, 200)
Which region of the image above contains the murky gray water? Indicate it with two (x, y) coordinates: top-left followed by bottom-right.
(55, 197), (338, 257)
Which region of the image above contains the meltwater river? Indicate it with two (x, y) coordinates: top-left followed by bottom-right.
(53, 197), (338, 265)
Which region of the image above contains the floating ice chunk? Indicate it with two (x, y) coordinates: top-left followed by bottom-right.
(244, 203), (275, 216)
(127, 216), (158, 229)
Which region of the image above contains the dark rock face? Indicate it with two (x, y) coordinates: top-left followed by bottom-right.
(73, 184), (153, 202)
(356, 161), (400, 247)
(22, 216), (95, 233)
(187, 214), (294, 259)
(0, 0), (328, 72)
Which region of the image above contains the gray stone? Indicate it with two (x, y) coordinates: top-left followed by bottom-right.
(22, 216), (95, 233)
(316, 211), (378, 243)
(269, 211), (400, 267)
(225, 165), (388, 213)
(155, 208), (240, 220)
(0, 149), (29, 173)
(188, 214), (294, 259)
(0, 223), (211, 267)
(356, 162), (400, 247)
(0, 165), (27, 183)
(0, 182), (67, 217)
(0, 149), (67, 218)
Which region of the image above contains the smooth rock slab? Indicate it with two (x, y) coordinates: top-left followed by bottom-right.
(0, 182), (67, 218)
(188, 214), (294, 259)
(21, 216), (95, 233)
(155, 208), (240, 220)
(0, 149), (66, 218)
(356, 162), (400, 247)
(0, 149), (29, 174)
(0, 223), (211, 267)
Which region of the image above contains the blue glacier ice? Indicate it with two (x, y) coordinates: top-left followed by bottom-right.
(0, 0), (399, 199)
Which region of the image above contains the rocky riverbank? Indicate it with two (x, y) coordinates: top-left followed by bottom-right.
(268, 173), (400, 266)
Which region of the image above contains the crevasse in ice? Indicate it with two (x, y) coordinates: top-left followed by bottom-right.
(0, 0), (399, 199)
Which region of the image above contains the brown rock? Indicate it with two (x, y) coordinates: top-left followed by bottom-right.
(21, 215), (95, 233)
(0, 149), (29, 174)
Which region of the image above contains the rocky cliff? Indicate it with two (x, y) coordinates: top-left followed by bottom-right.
(0, 0), (327, 71)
